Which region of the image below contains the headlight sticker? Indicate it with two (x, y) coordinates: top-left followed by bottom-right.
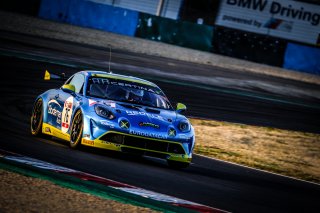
(103, 100), (116, 108)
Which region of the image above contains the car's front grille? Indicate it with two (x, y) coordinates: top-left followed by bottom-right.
(121, 147), (169, 159)
(99, 133), (185, 155)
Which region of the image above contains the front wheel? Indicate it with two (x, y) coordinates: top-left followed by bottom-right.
(70, 110), (83, 149)
(167, 160), (190, 169)
(31, 98), (43, 136)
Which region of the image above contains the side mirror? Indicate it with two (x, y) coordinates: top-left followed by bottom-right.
(61, 84), (75, 93)
(176, 103), (187, 113)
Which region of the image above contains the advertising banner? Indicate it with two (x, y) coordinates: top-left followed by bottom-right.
(215, 0), (320, 45)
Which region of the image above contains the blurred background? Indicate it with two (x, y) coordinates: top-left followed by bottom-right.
(1, 0), (319, 75)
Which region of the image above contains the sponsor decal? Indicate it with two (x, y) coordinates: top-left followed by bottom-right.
(139, 122), (160, 129)
(168, 128), (176, 137)
(126, 111), (164, 121)
(100, 120), (115, 128)
(129, 130), (167, 140)
(119, 120), (130, 129)
(100, 141), (113, 145)
(44, 127), (51, 133)
(61, 96), (73, 133)
(178, 134), (190, 140)
(103, 100), (116, 108)
(99, 141), (121, 147)
(48, 99), (62, 124)
(48, 99), (62, 108)
(216, 0), (320, 45)
(82, 139), (94, 146)
(89, 99), (97, 106)
(92, 78), (156, 93)
(223, 0), (319, 26)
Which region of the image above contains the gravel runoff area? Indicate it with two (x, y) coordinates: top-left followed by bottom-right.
(0, 10), (319, 85)
(0, 169), (157, 213)
(191, 119), (320, 184)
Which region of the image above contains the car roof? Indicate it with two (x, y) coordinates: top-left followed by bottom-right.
(80, 70), (158, 87)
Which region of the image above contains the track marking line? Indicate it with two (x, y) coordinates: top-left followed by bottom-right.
(194, 154), (320, 186)
(0, 149), (229, 213)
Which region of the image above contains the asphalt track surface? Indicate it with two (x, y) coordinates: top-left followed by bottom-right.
(0, 32), (320, 212)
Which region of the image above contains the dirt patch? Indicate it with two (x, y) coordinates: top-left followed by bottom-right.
(0, 169), (157, 213)
(190, 118), (320, 183)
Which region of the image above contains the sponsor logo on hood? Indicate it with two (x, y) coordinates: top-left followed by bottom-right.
(139, 122), (160, 129)
(126, 111), (165, 121)
(103, 101), (116, 108)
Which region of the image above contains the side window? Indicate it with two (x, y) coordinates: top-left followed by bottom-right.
(68, 74), (84, 94)
(64, 75), (73, 85)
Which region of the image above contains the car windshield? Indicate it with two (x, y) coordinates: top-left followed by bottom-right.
(86, 76), (173, 110)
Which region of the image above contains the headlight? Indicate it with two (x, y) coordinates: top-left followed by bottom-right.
(94, 105), (115, 120)
(178, 120), (191, 132)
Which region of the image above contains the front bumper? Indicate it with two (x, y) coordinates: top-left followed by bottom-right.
(81, 131), (192, 163)
(82, 114), (194, 163)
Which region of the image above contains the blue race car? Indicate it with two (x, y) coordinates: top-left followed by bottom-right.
(31, 70), (195, 168)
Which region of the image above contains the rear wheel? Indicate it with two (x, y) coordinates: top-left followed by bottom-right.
(70, 110), (83, 149)
(167, 160), (189, 169)
(31, 98), (43, 136)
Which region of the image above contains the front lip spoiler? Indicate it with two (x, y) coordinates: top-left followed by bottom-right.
(82, 131), (192, 163)
(81, 137), (192, 163)
(98, 131), (187, 155)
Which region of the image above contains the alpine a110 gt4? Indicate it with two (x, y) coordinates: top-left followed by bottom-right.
(31, 70), (195, 168)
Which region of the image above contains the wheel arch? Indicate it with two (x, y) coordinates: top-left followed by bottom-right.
(69, 105), (86, 136)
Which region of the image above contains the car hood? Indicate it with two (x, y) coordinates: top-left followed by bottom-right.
(88, 99), (181, 132)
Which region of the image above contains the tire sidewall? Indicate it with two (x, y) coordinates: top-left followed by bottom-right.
(70, 110), (83, 149)
(31, 98), (43, 136)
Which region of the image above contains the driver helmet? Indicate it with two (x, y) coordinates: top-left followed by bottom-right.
(126, 89), (144, 102)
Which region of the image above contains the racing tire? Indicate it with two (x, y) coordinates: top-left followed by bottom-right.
(70, 110), (83, 149)
(31, 98), (43, 136)
(167, 160), (190, 169)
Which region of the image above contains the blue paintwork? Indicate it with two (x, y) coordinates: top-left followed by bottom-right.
(283, 43), (320, 75)
(39, 0), (139, 36)
(34, 71), (195, 157)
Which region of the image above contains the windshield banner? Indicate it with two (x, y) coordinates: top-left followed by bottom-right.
(91, 77), (160, 94)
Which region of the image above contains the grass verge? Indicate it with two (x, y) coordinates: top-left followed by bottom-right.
(190, 118), (320, 184)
